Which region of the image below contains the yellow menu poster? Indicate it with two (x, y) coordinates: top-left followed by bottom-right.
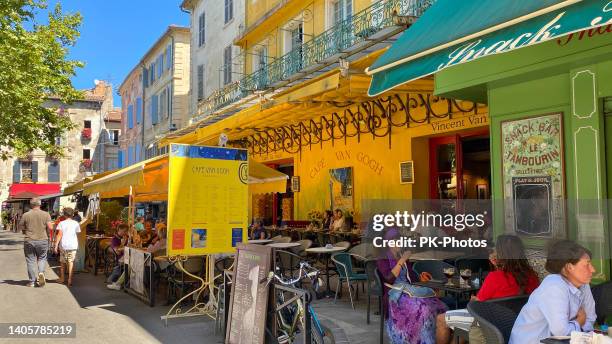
(167, 144), (248, 256)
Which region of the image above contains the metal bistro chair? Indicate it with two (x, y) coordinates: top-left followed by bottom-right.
(365, 259), (384, 328)
(293, 239), (312, 257)
(167, 256), (205, 305)
(591, 280), (612, 324)
(467, 301), (518, 344)
(103, 245), (119, 277)
(332, 252), (367, 309)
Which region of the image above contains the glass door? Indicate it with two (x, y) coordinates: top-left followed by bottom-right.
(429, 135), (463, 200)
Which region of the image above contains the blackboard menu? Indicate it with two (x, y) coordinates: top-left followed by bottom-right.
(225, 244), (272, 344)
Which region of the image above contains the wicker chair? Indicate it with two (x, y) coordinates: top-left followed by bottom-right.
(467, 301), (518, 344)
(591, 280), (612, 324)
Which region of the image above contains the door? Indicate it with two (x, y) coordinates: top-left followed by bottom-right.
(429, 135), (463, 200)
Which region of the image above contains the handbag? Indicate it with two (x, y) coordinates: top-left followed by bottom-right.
(386, 281), (437, 299)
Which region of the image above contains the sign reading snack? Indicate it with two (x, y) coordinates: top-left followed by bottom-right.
(501, 113), (565, 237)
(226, 244), (272, 344)
(167, 144), (248, 255)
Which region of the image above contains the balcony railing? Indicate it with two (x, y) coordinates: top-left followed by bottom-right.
(197, 0), (434, 119)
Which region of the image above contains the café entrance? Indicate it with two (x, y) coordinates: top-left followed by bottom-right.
(429, 130), (491, 201)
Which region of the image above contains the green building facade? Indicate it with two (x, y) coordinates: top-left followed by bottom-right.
(435, 28), (612, 281)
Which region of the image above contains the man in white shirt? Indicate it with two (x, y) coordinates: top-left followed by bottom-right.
(53, 208), (81, 287)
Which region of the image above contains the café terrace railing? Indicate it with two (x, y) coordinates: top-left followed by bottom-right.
(196, 0), (434, 119)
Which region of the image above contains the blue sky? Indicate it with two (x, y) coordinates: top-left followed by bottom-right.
(38, 0), (189, 107)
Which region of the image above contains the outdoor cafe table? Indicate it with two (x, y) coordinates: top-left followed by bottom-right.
(85, 235), (113, 275)
(305, 246), (348, 296)
(266, 242), (302, 249)
(409, 250), (465, 261)
(412, 278), (480, 309)
(248, 239), (273, 245)
(541, 338), (570, 344)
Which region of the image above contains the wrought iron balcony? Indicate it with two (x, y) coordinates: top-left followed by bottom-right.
(197, 0), (434, 119)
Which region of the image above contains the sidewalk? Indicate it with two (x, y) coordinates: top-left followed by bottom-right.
(0, 229), (385, 343)
(0, 230), (219, 344)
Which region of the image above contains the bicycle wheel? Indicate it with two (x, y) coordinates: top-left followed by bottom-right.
(311, 324), (334, 344)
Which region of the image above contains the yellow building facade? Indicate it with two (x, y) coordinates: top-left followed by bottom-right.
(164, 0), (491, 225)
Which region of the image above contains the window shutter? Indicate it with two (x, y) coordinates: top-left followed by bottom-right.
(32, 161), (38, 183)
(166, 44), (172, 71)
(199, 13), (205, 46)
(143, 68), (149, 88)
(12, 161), (20, 183)
(118, 150), (123, 168)
(151, 94), (159, 124)
(48, 161), (60, 183)
(197, 65), (204, 100)
(399, 161), (414, 184)
(136, 98), (142, 124)
(127, 105), (134, 129)
(128, 146), (133, 165)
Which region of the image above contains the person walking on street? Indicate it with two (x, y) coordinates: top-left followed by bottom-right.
(53, 208), (81, 287)
(19, 198), (53, 287)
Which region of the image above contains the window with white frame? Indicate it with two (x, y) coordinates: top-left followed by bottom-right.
(110, 130), (120, 145)
(223, 46), (232, 85)
(20, 161), (33, 181)
(332, 0), (352, 26)
(224, 0), (233, 23)
(198, 12), (205, 47)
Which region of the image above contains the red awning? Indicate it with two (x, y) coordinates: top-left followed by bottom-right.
(9, 183), (61, 199)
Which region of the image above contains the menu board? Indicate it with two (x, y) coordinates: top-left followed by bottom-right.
(501, 113), (565, 237)
(225, 244), (272, 344)
(167, 144), (249, 256)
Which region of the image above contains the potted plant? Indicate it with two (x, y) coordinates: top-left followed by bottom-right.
(81, 128), (92, 140)
(81, 159), (92, 169)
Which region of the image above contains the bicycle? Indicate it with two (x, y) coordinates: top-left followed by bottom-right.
(264, 261), (335, 344)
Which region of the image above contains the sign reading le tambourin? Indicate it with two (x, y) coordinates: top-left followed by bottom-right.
(167, 144), (249, 256)
(501, 113), (564, 237)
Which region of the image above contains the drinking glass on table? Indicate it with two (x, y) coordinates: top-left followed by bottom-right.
(460, 269), (472, 288)
(443, 267), (456, 286)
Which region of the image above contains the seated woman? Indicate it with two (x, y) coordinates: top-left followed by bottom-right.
(436, 234), (540, 343)
(377, 229), (447, 344)
(509, 240), (596, 344)
(322, 210), (333, 231)
(250, 219), (266, 240)
(330, 209), (347, 232)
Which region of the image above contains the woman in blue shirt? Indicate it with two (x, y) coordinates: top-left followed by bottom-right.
(509, 240), (597, 344)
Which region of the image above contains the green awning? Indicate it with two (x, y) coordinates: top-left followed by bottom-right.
(367, 0), (611, 96)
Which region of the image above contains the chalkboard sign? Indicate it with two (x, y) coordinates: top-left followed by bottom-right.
(399, 161), (414, 184)
(225, 243), (272, 344)
(512, 176), (553, 236)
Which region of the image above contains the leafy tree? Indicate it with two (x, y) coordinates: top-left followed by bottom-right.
(0, 0), (83, 159)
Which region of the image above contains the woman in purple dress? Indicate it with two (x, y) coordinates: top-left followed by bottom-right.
(377, 233), (448, 344)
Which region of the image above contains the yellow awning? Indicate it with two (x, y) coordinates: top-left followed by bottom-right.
(63, 180), (84, 196)
(248, 158), (288, 194)
(84, 154), (286, 200)
(83, 155), (168, 196)
(63, 169), (118, 196)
